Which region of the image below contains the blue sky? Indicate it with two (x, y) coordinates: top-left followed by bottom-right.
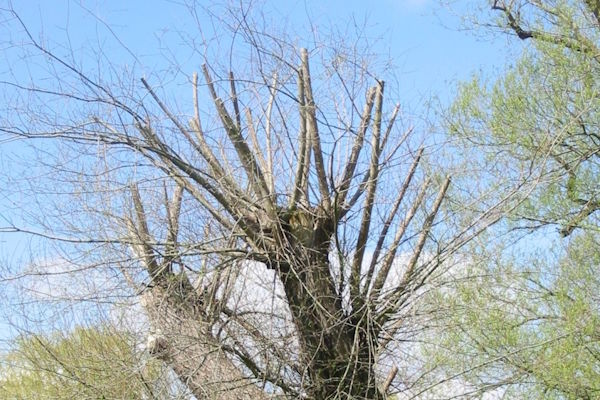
(4, 0), (516, 104)
(0, 0), (519, 343)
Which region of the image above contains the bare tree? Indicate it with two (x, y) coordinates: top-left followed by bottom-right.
(0, 3), (512, 399)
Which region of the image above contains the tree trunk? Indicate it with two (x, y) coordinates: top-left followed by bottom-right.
(278, 209), (384, 399)
(140, 279), (269, 400)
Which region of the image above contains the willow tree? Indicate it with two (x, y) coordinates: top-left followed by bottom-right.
(424, 1), (600, 397)
(449, 0), (600, 236)
(0, 3), (506, 399)
(0, 326), (175, 399)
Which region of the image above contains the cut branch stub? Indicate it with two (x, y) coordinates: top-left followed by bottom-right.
(377, 175), (452, 323)
(128, 183), (161, 279)
(291, 67), (311, 207)
(336, 85), (377, 207)
(364, 146), (424, 295)
(350, 81), (384, 307)
(164, 182), (184, 269)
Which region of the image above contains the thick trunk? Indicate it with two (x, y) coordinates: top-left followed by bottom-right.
(280, 210), (384, 399)
(140, 280), (269, 400)
(282, 266), (382, 399)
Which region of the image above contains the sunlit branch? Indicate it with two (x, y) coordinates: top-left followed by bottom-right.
(369, 177), (431, 301)
(350, 81), (384, 307)
(335, 86), (377, 206)
(291, 68), (310, 207)
(265, 73), (278, 198)
(128, 183), (161, 278)
(300, 48), (331, 211)
(202, 65), (274, 212)
(364, 147), (424, 293)
(229, 71), (242, 131)
(377, 176), (451, 323)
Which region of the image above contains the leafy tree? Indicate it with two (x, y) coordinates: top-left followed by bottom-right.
(0, 2), (509, 399)
(448, 0), (600, 236)
(0, 326), (175, 400)
(427, 233), (600, 399)
(427, 1), (600, 397)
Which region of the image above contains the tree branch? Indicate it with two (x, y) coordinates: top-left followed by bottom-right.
(369, 177), (431, 300)
(350, 81), (384, 307)
(300, 48), (331, 211)
(202, 65), (274, 212)
(291, 68), (311, 207)
(377, 176), (451, 323)
(336, 86), (377, 206)
(364, 147), (424, 293)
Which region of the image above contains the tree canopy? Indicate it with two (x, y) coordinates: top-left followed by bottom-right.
(0, 2), (507, 398)
(428, 1), (600, 398)
(1, 1), (599, 399)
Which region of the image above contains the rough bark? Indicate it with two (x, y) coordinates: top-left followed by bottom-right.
(140, 278), (269, 400)
(275, 207), (382, 399)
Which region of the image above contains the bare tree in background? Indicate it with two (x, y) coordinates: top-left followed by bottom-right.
(0, 3), (511, 399)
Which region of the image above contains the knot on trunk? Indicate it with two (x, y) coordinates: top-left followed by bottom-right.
(146, 331), (169, 358)
(281, 207), (332, 251)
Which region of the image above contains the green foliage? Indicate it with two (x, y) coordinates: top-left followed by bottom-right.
(429, 233), (600, 399)
(432, 1), (600, 397)
(447, 3), (600, 235)
(0, 326), (167, 400)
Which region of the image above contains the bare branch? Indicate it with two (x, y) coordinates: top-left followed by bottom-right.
(193, 72), (201, 123)
(350, 81), (384, 305)
(229, 71), (242, 131)
(300, 48), (331, 210)
(400, 175), (452, 287)
(135, 121), (240, 221)
(336, 86), (377, 206)
(378, 176), (452, 320)
(382, 365), (399, 394)
(141, 77), (190, 142)
(364, 147), (424, 292)
(164, 182), (184, 267)
(187, 118), (250, 206)
(202, 65), (274, 211)
(245, 109), (270, 183)
(492, 0), (600, 56)
(380, 103), (401, 153)
(129, 183), (161, 278)
(265, 73), (278, 197)
(291, 68), (310, 207)
(370, 177), (431, 299)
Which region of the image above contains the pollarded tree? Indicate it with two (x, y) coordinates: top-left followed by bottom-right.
(0, 3), (509, 399)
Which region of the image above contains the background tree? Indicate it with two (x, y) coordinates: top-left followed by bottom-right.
(427, 232), (600, 399)
(0, 326), (180, 399)
(423, 1), (600, 397)
(448, 0), (600, 236)
(0, 2), (512, 399)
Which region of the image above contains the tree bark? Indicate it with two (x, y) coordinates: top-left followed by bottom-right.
(277, 207), (384, 399)
(140, 279), (269, 400)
